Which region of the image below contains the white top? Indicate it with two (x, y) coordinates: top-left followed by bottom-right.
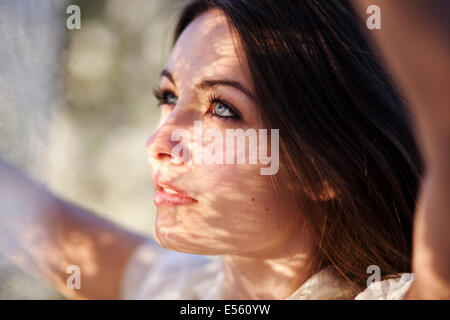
(121, 240), (415, 300)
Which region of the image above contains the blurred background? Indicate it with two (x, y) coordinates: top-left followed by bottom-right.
(0, 0), (183, 299)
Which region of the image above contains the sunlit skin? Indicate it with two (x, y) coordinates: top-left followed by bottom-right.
(145, 9), (318, 299)
(0, 1), (449, 301)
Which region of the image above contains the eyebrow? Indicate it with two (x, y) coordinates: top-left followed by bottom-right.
(160, 69), (255, 101)
(160, 69), (176, 86)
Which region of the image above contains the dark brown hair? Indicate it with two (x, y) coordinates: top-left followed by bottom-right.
(173, 0), (422, 290)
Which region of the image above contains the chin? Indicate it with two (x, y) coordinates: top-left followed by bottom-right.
(153, 224), (231, 256)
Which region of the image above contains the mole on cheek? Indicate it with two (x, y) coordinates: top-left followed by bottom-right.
(265, 208), (269, 211)
(251, 198), (255, 202)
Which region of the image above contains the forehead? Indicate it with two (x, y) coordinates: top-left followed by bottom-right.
(166, 9), (250, 87)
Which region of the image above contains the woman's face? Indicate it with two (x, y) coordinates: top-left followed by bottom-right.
(146, 9), (308, 258)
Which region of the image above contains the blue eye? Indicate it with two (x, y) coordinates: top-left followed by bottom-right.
(208, 94), (240, 121)
(153, 87), (178, 106)
(164, 92), (178, 105)
(212, 102), (236, 117)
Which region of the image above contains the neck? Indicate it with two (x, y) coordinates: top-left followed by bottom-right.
(222, 239), (318, 299)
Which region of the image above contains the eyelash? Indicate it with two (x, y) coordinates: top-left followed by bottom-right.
(152, 87), (240, 121)
(153, 87), (173, 106)
(208, 93), (240, 121)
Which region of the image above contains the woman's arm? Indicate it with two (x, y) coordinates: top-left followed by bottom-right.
(352, 0), (450, 298)
(0, 158), (148, 299)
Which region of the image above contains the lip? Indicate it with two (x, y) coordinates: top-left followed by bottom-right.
(153, 177), (198, 206)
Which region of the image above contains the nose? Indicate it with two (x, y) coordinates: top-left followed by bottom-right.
(146, 116), (188, 166)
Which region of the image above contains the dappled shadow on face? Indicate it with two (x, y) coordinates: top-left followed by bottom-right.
(147, 9), (318, 298)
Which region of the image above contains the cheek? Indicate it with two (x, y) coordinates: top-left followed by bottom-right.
(195, 164), (293, 233)
(154, 162), (295, 254)
(153, 122), (294, 253)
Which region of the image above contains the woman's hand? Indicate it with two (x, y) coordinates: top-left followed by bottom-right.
(352, 0), (450, 298)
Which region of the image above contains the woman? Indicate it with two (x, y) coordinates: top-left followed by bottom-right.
(0, 0), (448, 299)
